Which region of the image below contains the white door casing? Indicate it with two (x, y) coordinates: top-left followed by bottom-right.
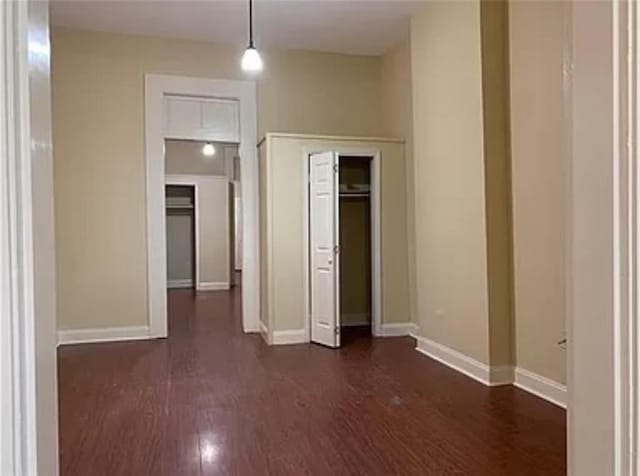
(1, 0), (59, 474)
(309, 152), (340, 347)
(145, 75), (258, 337)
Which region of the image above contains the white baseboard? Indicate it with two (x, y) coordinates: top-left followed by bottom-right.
(242, 320), (260, 334)
(379, 322), (419, 337)
(414, 335), (511, 386)
(490, 366), (515, 386)
(514, 367), (567, 408)
(197, 282), (230, 291)
(259, 321), (269, 343)
(167, 279), (193, 289)
(271, 328), (307, 345)
(58, 326), (151, 346)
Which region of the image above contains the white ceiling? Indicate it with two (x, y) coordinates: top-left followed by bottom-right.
(50, 0), (422, 56)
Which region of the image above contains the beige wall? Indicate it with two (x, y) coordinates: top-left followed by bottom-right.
(509, 1), (568, 384)
(52, 28), (384, 331)
(480, 0), (514, 367)
(407, 0), (564, 380)
(165, 140), (236, 177)
(410, 0), (492, 364)
(196, 177), (232, 287)
(260, 134), (409, 333)
(380, 37), (416, 326)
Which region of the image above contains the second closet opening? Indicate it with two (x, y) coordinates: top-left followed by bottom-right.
(338, 156), (372, 345)
(166, 184), (196, 290)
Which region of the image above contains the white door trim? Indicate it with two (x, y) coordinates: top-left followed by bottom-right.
(569, 2), (638, 474)
(1, 4), (38, 473)
(1, 0), (58, 474)
(145, 74), (259, 338)
(617, 1), (639, 471)
(302, 147), (382, 342)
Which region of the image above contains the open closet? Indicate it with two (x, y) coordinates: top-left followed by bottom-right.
(165, 185), (196, 289)
(309, 152), (375, 348)
(257, 133), (409, 347)
(338, 157), (372, 344)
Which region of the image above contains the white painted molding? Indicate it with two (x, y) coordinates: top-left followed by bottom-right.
(145, 74), (259, 338)
(514, 367), (567, 409)
(414, 335), (511, 387)
(167, 279), (193, 289)
(379, 322), (418, 337)
(271, 329), (307, 346)
(1, 1), (58, 473)
(57, 326), (151, 346)
(197, 282), (230, 291)
(490, 366), (515, 386)
(414, 335), (566, 402)
(262, 133), (404, 144)
(259, 321), (269, 344)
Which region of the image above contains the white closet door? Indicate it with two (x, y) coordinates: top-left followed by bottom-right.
(309, 151), (340, 348)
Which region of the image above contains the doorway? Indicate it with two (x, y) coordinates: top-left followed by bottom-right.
(307, 151), (380, 348)
(144, 74), (258, 338)
(165, 185), (196, 289)
(338, 157), (372, 346)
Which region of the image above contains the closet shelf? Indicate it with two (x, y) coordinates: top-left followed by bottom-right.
(339, 192), (370, 198)
(166, 204), (194, 209)
(339, 184), (370, 195)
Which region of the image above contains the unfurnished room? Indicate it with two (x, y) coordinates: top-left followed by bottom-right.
(1, 1), (636, 476)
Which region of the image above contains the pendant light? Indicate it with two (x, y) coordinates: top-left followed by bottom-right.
(241, 0), (263, 72)
(201, 143), (216, 157)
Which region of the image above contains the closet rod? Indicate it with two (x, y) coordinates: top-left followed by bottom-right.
(339, 193), (370, 198)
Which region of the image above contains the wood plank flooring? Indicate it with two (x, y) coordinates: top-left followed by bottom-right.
(58, 285), (566, 475)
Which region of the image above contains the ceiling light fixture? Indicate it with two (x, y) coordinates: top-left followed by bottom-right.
(202, 143), (216, 157)
(241, 0), (263, 72)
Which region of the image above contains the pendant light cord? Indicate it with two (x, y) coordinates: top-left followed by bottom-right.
(248, 0), (254, 48)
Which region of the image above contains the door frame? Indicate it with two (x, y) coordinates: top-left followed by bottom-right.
(569, 1), (638, 473)
(145, 74), (259, 337)
(302, 147), (382, 342)
(1, 0), (58, 474)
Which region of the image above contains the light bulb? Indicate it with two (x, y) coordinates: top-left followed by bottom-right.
(202, 143), (216, 157)
(241, 47), (263, 72)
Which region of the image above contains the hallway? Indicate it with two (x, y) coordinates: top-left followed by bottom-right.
(58, 286), (566, 475)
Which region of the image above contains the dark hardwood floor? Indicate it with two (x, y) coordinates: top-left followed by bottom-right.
(58, 285), (566, 475)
